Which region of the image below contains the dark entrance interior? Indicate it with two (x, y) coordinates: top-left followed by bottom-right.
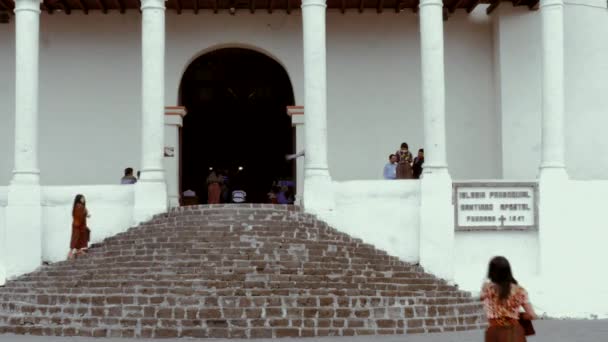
(180, 48), (295, 204)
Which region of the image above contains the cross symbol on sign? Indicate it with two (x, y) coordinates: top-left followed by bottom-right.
(498, 215), (506, 226)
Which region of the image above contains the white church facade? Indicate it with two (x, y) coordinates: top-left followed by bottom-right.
(1, 0), (608, 319)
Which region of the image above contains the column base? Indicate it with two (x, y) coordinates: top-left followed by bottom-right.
(539, 166), (568, 182)
(133, 180), (168, 225)
(0, 265), (5, 286)
(10, 170), (40, 185)
(168, 195), (180, 208)
(294, 194), (302, 207)
(419, 167), (454, 282)
(138, 168), (165, 182)
(302, 168), (334, 217)
(4, 183), (42, 280)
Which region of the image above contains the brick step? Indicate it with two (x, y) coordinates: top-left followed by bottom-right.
(1, 293), (472, 305)
(39, 262), (415, 274)
(98, 240), (382, 252)
(0, 289), (480, 308)
(0, 304), (483, 328)
(8, 276), (445, 287)
(0, 286), (457, 298)
(38, 262), (424, 274)
(12, 275), (438, 286)
(77, 252), (401, 265)
(0, 320), (484, 338)
(93, 243), (390, 255)
(0, 289), (481, 308)
(13, 274), (436, 286)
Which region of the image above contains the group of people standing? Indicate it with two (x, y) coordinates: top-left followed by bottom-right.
(383, 143), (424, 180)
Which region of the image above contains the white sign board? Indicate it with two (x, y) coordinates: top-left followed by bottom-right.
(453, 182), (538, 231)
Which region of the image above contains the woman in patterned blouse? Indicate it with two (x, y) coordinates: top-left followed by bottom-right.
(481, 256), (537, 342)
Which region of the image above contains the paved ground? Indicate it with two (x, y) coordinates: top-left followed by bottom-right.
(1, 319), (607, 341)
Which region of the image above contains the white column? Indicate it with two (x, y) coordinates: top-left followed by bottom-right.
(164, 106), (187, 208)
(134, 0), (168, 223)
(287, 106), (305, 206)
(140, 0), (166, 183)
(419, 0), (448, 175)
(11, 0), (41, 185)
(537, 0), (569, 289)
(5, 0), (43, 281)
(539, 0), (568, 179)
(417, 0), (454, 283)
(301, 0), (334, 216)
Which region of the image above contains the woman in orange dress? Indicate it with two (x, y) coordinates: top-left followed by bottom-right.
(68, 194), (90, 260)
(206, 171), (222, 204)
(481, 256), (537, 342)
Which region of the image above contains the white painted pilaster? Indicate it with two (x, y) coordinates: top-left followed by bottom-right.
(287, 106), (305, 206)
(164, 106), (186, 208)
(5, 0), (43, 280)
(538, 0), (570, 287)
(301, 0), (334, 216)
(539, 0), (568, 180)
(418, 0), (454, 282)
(134, 0), (168, 223)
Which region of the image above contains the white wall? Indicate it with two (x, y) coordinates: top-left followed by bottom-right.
(330, 180), (420, 262)
(564, 2), (608, 179)
(41, 185), (134, 262)
(0, 29), (15, 185)
(493, 6), (542, 179)
(0, 10), (500, 187)
(533, 179), (608, 318)
(0, 186), (7, 285)
(454, 230), (539, 295)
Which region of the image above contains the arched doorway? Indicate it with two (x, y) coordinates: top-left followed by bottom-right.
(179, 48), (295, 204)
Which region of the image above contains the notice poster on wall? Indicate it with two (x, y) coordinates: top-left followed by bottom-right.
(453, 182), (538, 231)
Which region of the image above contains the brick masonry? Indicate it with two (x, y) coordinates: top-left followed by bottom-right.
(0, 204), (485, 338)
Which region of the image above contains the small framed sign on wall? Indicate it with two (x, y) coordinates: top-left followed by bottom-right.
(452, 182), (539, 231)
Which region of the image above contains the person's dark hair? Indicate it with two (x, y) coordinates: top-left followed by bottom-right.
(488, 256), (518, 301)
(124, 167), (133, 176)
(388, 154), (395, 160)
(419, 148), (424, 153)
(400, 143), (409, 149)
(72, 194), (85, 215)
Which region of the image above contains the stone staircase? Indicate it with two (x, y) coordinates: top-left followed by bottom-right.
(0, 204), (484, 338)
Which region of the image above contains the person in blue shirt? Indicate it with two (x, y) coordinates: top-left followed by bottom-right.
(383, 154), (398, 180)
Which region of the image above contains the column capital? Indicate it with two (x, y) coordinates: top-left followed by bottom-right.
(14, 0), (42, 13)
(301, 0), (327, 8)
(165, 106), (187, 127)
(287, 106), (305, 125)
(540, 0), (564, 8)
(419, 0), (443, 8)
(141, 0), (166, 10)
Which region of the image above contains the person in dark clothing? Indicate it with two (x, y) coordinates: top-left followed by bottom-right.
(413, 148), (424, 179)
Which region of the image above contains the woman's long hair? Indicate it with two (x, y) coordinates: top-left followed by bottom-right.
(487, 256), (518, 301)
(72, 194), (85, 215)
